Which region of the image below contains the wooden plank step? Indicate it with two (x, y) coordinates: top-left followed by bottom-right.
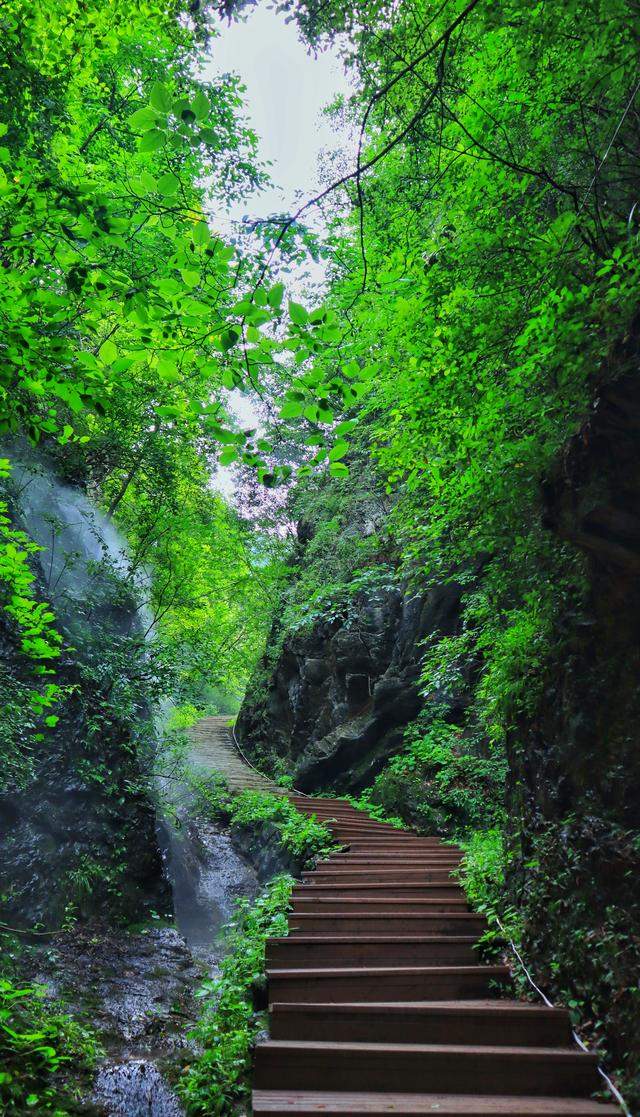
(252, 1090), (620, 1114)
(323, 822), (430, 831)
(286, 913), (486, 935)
(303, 870), (457, 883)
(253, 1041), (599, 1097)
(266, 935), (478, 967)
(328, 853), (463, 863)
(292, 883), (465, 899)
(289, 897), (470, 915)
(342, 841), (456, 850)
(266, 965), (511, 1003)
(268, 1000), (573, 1047)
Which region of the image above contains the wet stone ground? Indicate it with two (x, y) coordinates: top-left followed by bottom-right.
(33, 923), (204, 1114)
(31, 808), (262, 1115)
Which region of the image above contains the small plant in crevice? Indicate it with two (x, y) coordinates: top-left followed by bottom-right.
(354, 713), (507, 836)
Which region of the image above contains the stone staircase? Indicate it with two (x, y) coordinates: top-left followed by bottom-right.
(252, 796), (620, 1116)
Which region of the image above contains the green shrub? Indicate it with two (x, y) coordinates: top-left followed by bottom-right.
(364, 716), (506, 835)
(192, 778), (336, 863)
(176, 874), (294, 1115)
(0, 972), (101, 1115)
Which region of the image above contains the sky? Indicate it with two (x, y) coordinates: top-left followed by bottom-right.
(204, 6), (352, 490)
(205, 5), (351, 225)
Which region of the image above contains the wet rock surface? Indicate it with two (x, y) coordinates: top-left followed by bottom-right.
(161, 815), (260, 956)
(33, 925), (202, 1057)
(237, 580), (468, 793)
(25, 799), (270, 1115)
(94, 1060), (185, 1117)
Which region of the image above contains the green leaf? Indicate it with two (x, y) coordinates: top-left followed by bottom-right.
(138, 129), (166, 153)
(181, 268), (200, 287)
(334, 419), (357, 436)
(329, 440), (349, 461)
(288, 300), (309, 326)
(220, 326), (240, 351)
(149, 81), (172, 113)
(192, 90), (210, 121)
(98, 339), (118, 364)
(128, 107), (161, 131)
(279, 400), (304, 419)
(157, 356), (180, 381)
(329, 462), (349, 478)
(193, 221), (211, 247)
(208, 425), (240, 444)
(157, 171), (180, 196)
(268, 283), (285, 309)
(156, 404), (183, 418)
(157, 277), (180, 297)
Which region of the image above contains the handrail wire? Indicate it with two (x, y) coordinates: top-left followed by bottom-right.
(495, 917), (631, 1116)
(230, 720), (312, 798)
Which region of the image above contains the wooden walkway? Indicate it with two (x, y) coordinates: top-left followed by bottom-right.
(186, 715), (285, 795)
(252, 796), (620, 1116)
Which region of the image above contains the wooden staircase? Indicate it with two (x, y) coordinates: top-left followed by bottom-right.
(252, 797), (619, 1116)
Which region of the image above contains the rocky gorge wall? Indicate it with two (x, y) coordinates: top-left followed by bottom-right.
(236, 576), (469, 793)
(508, 370), (640, 1096)
(0, 451), (169, 928)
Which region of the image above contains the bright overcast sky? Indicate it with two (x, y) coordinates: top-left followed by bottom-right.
(203, 5), (353, 484)
(205, 5), (351, 225)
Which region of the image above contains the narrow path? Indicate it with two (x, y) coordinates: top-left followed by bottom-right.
(186, 715), (285, 794)
(252, 796), (620, 1116)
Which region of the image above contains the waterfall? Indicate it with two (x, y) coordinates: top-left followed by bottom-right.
(5, 446), (153, 643)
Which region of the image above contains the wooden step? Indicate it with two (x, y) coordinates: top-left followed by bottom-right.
(269, 1000), (573, 1047)
(324, 822), (430, 832)
(303, 869), (457, 883)
(266, 935), (478, 968)
(292, 883), (465, 899)
(328, 853), (463, 863)
(253, 1041), (599, 1097)
(287, 913), (486, 935)
(253, 793), (618, 1117)
(252, 1090), (620, 1115)
(289, 797), (351, 806)
(289, 897), (470, 915)
(343, 840), (455, 850)
(266, 965), (511, 1003)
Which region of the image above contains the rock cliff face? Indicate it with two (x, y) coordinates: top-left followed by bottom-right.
(237, 578), (468, 792)
(509, 370), (640, 1086)
(0, 452), (169, 928)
